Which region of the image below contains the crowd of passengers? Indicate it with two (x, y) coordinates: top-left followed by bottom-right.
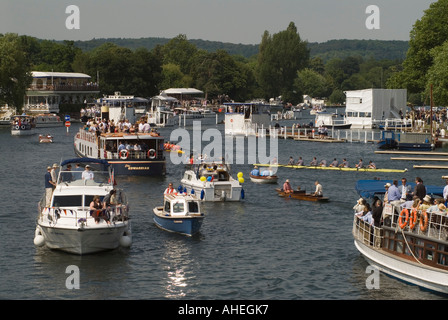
(82, 117), (160, 135)
(354, 177), (448, 228)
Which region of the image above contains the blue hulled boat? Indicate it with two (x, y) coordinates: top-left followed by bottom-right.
(377, 131), (434, 151)
(153, 193), (204, 236)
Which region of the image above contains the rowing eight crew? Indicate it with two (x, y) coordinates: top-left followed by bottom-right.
(287, 156), (376, 169)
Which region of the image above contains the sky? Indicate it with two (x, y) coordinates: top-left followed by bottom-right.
(0, 0), (437, 44)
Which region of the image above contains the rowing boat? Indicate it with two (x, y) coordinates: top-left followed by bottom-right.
(275, 188), (329, 202)
(253, 164), (407, 173)
(249, 174), (278, 184)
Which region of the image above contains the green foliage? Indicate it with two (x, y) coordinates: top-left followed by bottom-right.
(256, 22), (309, 103)
(389, 0), (448, 101)
(0, 28), (412, 108)
(426, 41), (448, 105)
(79, 43), (161, 97)
(308, 39), (408, 62)
(0, 33), (32, 110)
(294, 68), (330, 98)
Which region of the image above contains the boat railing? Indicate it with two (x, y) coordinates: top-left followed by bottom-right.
(385, 205), (448, 242)
(104, 149), (159, 160)
(40, 204), (129, 227)
(352, 215), (384, 248)
(57, 170), (112, 186)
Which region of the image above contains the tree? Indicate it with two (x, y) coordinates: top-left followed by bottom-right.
(294, 68), (330, 98)
(426, 41), (448, 105)
(33, 40), (81, 72)
(0, 33), (32, 111)
(80, 43), (161, 97)
(256, 22), (309, 103)
(192, 50), (253, 101)
(160, 63), (192, 89)
(388, 0), (448, 94)
(159, 34), (198, 74)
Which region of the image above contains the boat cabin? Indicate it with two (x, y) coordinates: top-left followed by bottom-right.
(224, 102), (271, 135)
(162, 194), (202, 217)
(194, 163), (232, 182)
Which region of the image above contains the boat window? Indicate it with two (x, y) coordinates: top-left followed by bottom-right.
(173, 202), (184, 213)
(85, 195), (103, 206)
(437, 245), (448, 266)
(188, 201), (199, 213)
(53, 195), (83, 207)
(164, 201), (170, 212)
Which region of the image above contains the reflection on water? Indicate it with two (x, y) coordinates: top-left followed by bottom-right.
(161, 238), (199, 299)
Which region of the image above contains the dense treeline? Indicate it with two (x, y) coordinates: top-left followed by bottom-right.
(0, 23), (406, 110)
(72, 37), (408, 61)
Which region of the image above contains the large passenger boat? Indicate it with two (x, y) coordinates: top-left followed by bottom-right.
(74, 128), (166, 176)
(34, 113), (63, 127)
(352, 179), (448, 294)
(34, 158), (132, 255)
(11, 115), (36, 136)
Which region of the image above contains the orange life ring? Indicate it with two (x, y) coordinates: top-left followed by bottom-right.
(399, 208), (409, 229)
(419, 210), (429, 232)
(409, 207), (418, 230)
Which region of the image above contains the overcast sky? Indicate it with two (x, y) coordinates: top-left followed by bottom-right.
(0, 0), (436, 44)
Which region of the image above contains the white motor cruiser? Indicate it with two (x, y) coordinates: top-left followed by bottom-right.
(34, 158), (132, 255)
(180, 161), (244, 202)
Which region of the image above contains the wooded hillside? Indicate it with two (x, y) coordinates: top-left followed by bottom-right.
(72, 37), (408, 61)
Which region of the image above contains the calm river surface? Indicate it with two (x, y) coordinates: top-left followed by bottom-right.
(0, 109), (446, 301)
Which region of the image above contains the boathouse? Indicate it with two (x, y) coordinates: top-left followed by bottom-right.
(24, 71), (100, 114)
(344, 89), (407, 129)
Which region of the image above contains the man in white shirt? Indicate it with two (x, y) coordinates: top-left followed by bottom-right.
(313, 180), (323, 196)
(82, 165), (94, 180)
(398, 177), (412, 203)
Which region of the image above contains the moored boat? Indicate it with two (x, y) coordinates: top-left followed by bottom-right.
(34, 158), (132, 255)
(377, 130), (435, 151)
(275, 188), (329, 202)
(74, 127), (166, 176)
(153, 193), (204, 236)
(34, 113), (63, 127)
(11, 115), (36, 135)
(353, 179), (447, 294)
(180, 161), (244, 201)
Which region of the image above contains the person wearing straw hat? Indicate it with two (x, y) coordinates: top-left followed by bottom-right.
(283, 179), (293, 194)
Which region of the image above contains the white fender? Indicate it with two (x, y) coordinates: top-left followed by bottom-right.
(119, 229), (132, 247)
(34, 227), (45, 247)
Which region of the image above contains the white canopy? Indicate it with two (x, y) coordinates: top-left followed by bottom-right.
(32, 71), (92, 79)
(161, 88), (203, 95)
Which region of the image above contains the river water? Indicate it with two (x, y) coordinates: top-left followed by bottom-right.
(0, 109), (446, 301)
